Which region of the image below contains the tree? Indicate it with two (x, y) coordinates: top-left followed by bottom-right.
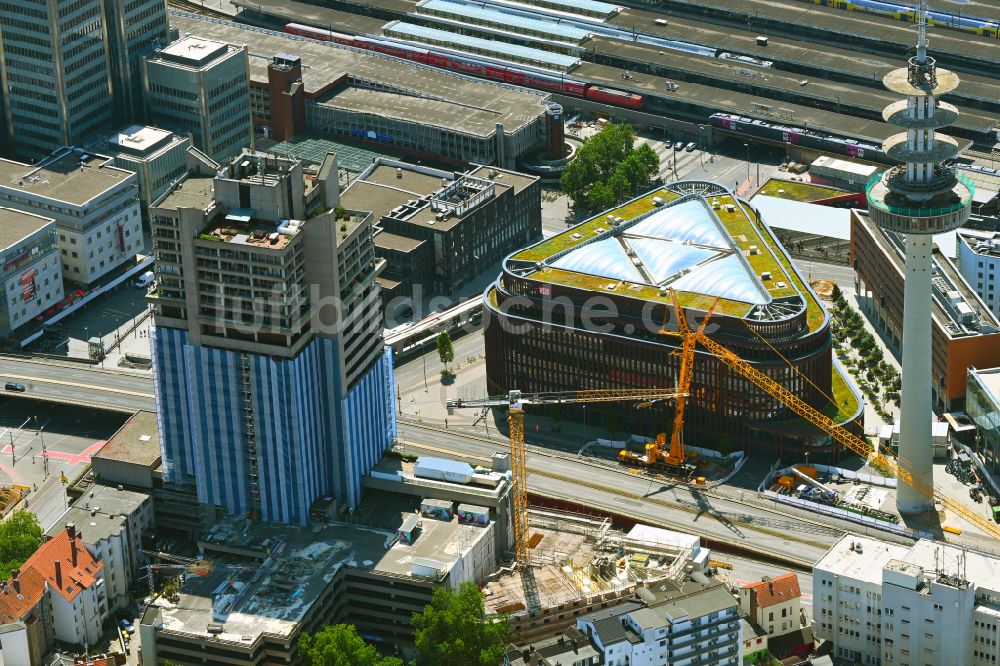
(412, 582), (511, 666)
(0, 510), (42, 581)
(561, 123), (659, 211)
(831, 282), (844, 306)
(436, 331), (455, 374)
(300, 624), (403, 666)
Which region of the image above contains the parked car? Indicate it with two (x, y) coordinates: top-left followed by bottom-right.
(674, 140), (685, 150)
(119, 618), (134, 634)
(4, 382), (25, 392)
(685, 142), (697, 152)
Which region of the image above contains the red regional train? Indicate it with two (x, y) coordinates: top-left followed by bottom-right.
(282, 23), (644, 110)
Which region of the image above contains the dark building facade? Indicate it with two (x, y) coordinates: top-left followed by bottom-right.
(342, 160), (541, 300)
(485, 182), (863, 459)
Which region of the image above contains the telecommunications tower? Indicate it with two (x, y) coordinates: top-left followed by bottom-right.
(865, 0), (973, 513)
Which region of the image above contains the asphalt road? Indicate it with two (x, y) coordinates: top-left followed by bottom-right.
(396, 420), (841, 568)
(0, 358), (155, 413)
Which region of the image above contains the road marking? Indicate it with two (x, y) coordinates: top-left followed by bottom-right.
(3, 374), (154, 399)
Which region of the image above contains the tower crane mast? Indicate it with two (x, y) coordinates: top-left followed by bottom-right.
(447, 387), (685, 566)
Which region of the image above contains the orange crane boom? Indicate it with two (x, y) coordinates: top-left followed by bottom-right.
(682, 328), (1000, 543)
(662, 290), (719, 467)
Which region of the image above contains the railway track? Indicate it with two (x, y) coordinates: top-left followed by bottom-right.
(168, 0), (230, 19)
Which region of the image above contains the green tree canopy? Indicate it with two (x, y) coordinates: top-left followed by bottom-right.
(412, 582), (511, 666)
(299, 624), (403, 666)
(436, 331), (455, 372)
(0, 510), (42, 581)
(561, 123), (660, 212)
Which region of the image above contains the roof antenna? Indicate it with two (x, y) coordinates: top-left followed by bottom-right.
(916, 0), (929, 64)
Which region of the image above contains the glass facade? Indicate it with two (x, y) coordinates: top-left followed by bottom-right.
(966, 368), (1000, 474)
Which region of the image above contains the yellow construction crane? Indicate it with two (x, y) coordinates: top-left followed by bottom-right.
(447, 387), (686, 565)
(617, 291), (718, 474)
(670, 324), (1000, 543)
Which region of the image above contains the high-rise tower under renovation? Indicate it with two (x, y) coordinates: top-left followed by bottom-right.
(865, 0), (973, 513)
(149, 151), (396, 524)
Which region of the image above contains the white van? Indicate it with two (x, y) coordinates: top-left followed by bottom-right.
(134, 271), (155, 289)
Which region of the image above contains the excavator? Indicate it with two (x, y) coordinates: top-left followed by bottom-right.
(617, 291), (719, 476)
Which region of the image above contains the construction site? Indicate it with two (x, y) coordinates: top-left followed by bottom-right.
(483, 509), (713, 643)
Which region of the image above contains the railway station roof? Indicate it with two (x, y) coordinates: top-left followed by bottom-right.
(385, 21), (581, 70)
(537, 0), (621, 18)
(415, 0), (593, 43)
(169, 12), (547, 136)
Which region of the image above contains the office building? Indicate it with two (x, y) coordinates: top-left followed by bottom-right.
(144, 37), (252, 162)
(341, 160), (540, 300)
(486, 182), (863, 459)
(139, 498), (496, 662)
(0, 0), (168, 158)
(814, 535), (1000, 666)
(149, 150), (395, 524)
(104, 126), (194, 214)
(0, 147), (142, 286)
(0, 0), (112, 158)
(102, 0), (170, 121)
(966, 367), (1000, 476)
(957, 230), (1000, 321)
(0, 526), (109, 650)
(851, 210), (1000, 411)
(0, 208), (63, 338)
(170, 14), (549, 169)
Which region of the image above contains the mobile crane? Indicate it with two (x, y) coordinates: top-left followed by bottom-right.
(617, 291), (719, 475)
(447, 387), (686, 566)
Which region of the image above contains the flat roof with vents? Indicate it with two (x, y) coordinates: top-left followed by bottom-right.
(158, 36), (231, 67)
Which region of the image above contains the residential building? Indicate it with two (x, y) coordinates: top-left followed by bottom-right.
(487, 183), (863, 460)
(149, 149), (395, 524)
(0, 526), (109, 650)
(966, 367), (1000, 476)
(103, 126), (193, 214)
(144, 36), (252, 162)
(541, 580), (743, 666)
(850, 209), (1000, 410)
(0, 208), (63, 338)
(341, 160), (540, 299)
(813, 535), (1000, 666)
(0, 0), (111, 158)
(0, 147), (142, 286)
(102, 0), (170, 122)
(0, 622), (38, 666)
(504, 626), (601, 666)
(738, 574), (803, 638)
(47, 485), (153, 611)
(957, 230), (1000, 321)
(170, 14), (549, 169)
(139, 498), (496, 662)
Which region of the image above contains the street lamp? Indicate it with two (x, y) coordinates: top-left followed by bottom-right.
(744, 143), (751, 186)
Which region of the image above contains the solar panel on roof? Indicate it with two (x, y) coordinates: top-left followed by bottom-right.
(416, 0), (592, 42)
(386, 22), (581, 69)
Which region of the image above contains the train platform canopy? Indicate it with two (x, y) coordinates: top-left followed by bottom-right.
(384, 21), (581, 70)
(169, 13), (547, 136)
(230, 0), (386, 34)
(749, 194), (959, 260)
(415, 0), (593, 43)
(537, 0), (621, 18)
